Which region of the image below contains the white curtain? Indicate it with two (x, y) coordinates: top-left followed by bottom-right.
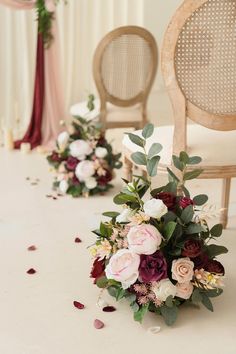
(0, 0), (144, 138)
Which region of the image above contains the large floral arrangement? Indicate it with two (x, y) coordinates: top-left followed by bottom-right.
(47, 96), (122, 197)
(90, 123), (228, 326)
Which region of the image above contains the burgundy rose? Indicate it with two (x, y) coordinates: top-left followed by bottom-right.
(205, 259), (225, 275)
(182, 239), (202, 258)
(179, 197), (194, 209)
(97, 136), (106, 146)
(193, 253), (209, 269)
(97, 169), (112, 186)
(66, 156), (79, 171)
(90, 258), (105, 283)
(155, 192), (176, 210)
(139, 251), (167, 283)
(49, 151), (62, 163)
(72, 174), (80, 186)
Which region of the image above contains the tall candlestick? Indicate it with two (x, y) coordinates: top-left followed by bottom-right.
(4, 128), (14, 150)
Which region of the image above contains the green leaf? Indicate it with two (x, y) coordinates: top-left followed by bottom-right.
(131, 151), (147, 165)
(167, 167), (180, 182)
(127, 133), (145, 147)
(210, 224), (223, 237)
(182, 185), (190, 198)
(184, 169), (203, 180)
(147, 156), (160, 177)
(130, 302), (139, 312)
(191, 288), (202, 303)
(165, 295), (174, 308)
(164, 181), (177, 194)
(206, 244), (228, 258)
(126, 294), (136, 303)
(163, 221), (177, 242)
(113, 193), (137, 205)
(193, 194), (208, 206)
(96, 276), (108, 288)
(179, 151), (189, 164)
(102, 211), (120, 218)
(172, 155), (184, 171)
(107, 286), (119, 298)
(142, 123), (154, 139)
(201, 293), (214, 312)
(169, 248), (182, 256)
(116, 288), (126, 301)
(188, 156), (202, 165)
(163, 211), (177, 223)
(206, 289), (223, 298)
(181, 205), (194, 224)
(186, 223), (205, 234)
(148, 143), (162, 159)
(150, 186), (165, 196)
(160, 305), (178, 326)
(134, 304), (149, 323)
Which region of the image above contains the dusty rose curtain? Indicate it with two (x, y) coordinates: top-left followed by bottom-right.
(0, 0), (35, 10)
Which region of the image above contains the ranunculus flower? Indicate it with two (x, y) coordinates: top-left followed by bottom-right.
(179, 197), (194, 209)
(182, 239), (202, 258)
(90, 258), (105, 283)
(138, 251), (167, 282)
(71, 174), (80, 186)
(116, 208), (134, 223)
(75, 160), (95, 181)
(176, 282), (193, 299)
(205, 259), (225, 275)
(95, 147), (107, 159)
(66, 156), (79, 171)
(57, 131), (69, 151)
(49, 151), (62, 163)
(97, 169), (112, 186)
(152, 279), (177, 302)
(85, 177), (97, 190)
(70, 140), (93, 160)
(171, 257), (194, 283)
(97, 136), (106, 146)
(127, 224), (162, 255)
(105, 249), (140, 289)
(193, 253), (209, 269)
(59, 179), (69, 194)
(143, 199), (168, 219)
(155, 192), (176, 210)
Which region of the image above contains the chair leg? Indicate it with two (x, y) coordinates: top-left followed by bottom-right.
(123, 156), (133, 182)
(220, 178), (231, 229)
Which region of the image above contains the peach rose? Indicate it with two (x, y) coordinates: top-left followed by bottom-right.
(105, 249), (140, 289)
(176, 282), (193, 299)
(127, 224), (162, 255)
(171, 257), (194, 283)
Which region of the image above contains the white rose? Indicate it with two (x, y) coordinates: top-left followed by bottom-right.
(59, 179), (69, 194)
(57, 131), (69, 151)
(75, 160), (95, 181)
(85, 177), (97, 190)
(69, 140), (93, 160)
(116, 208), (134, 223)
(143, 198), (168, 219)
(95, 147), (107, 159)
(105, 249), (140, 289)
(152, 279), (177, 302)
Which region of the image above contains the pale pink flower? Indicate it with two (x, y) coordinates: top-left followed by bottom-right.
(171, 258), (194, 283)
(127, 224), (162, 255)
(176, 282), (193, 299)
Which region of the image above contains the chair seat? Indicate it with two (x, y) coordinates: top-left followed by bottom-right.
(123, 125), (236, 178)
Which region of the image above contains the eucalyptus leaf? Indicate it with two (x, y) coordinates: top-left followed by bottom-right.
(181, 205), (194, 224)
(127, 133), (145, 147)
(134, 304), (149, 323)
(193, 194), (208, 206)
(102, 211), (120, 218)
(201, 293), (214, 312)
(210, 224), (223, 237)
(163, 221), (177, 242)
(142, 123), (154, 139)
(160, 305), (178, 326)
(131, 151), (147, 165)
(188, 156), (202, 165)
(147, 156), (160, 177)
(96, 276), (108, 288)
(206, 244), (228, 258)
(167, 167), (180, 182)
(186, 223), (205, 235)
(172, 155), (184, 171)
(179, 151), (189, 164)
(165, 295), (174, 308)
(148, 143), (162, 159)
(184, 169), (203, 180)
(191, 288), (202, 303)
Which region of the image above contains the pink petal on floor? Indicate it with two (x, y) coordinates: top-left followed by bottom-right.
(74, 237), (82, 243)
(73, 301), (85, 309)
(102, 306), (116, 312)
(27, 268), (36, 274)
(27, 245), (37, 251)
(94, 319), (104, 329)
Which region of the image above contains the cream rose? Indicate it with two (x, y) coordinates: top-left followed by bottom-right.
(69, 140), (93, 160)
(85, 177), (97, 190)
(127, 224), (162, 255)
(143, 198), (168, 219)
(57, 131), (69, 151)
(105, 249), (140, 289)
(152, 279), (177, 302)
(95, 147), (107, 159)
(116, 208), (134, 223)
(59, 179), (69, 194)
(171, 257), (194, 283)
(75, 160), (95, 181)
(176, 282), (193, 299)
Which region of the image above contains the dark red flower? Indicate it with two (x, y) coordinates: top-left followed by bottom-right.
(205, 260), (225, 275)
(139, 251), (167, 283)
(182, 239), (202, 258)
(66, 156), (79, 171)
(97, 170), (113, 186)
(155, 192), (176, 210)
(179, 197), (194, 209)
(102, 306), (116, 312)
(27, 268), (36, 274)
(71, 174), (80, 186)
(49, 151), (62, 163)
(97, 136), (106, 146)
(74, 237), (82, 243)
(90, 258), (105, 283)
(73, 301), (85, 309)
(193, 253), (209, 269)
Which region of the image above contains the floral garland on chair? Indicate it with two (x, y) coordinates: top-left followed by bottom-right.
(90, 123), (227, 326)
(47, 95), (122, 197)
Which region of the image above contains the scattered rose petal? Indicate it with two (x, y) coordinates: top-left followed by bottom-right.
(52, 197), (57, 200)
(147, 326), (161, 334)
(74, 237), (82, 243)
(102, 306), (116, 312)
(73, 301), (85, 309)
(27, 245), (37, 251)
(27, 268), (36, 274)
(94, 319), (104, 329)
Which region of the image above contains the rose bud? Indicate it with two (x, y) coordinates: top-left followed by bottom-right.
(182, 239), (202, 258)
(155, 192), (176, 210)
(179, 197), (194, 209)
(66, 156), (79, 171)
(90, 258), (105, 283)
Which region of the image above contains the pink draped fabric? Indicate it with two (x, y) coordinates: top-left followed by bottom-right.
(0, 0), (35, 10)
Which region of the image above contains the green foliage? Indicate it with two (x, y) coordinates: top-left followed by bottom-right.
(131, 152), (147, 165)
(102, 211), (120, 219)
(147, 156), (160, 177)
(193, 194), (208, 206)
(160, 305), (178, 326)
(184, 169), (203, 181)
(201, 293), (214, 312)
(185, 223), (205, 234)
(181, 205), (194, 224)
(163, 221), (177, 242)
(133, 304), (149, 323)
(148, 143), (162, 159)
(142, 123), (154, 139)
(206, 244), (228, 258)
(210, 224), (223, 237)
(127, 133), (145, 147)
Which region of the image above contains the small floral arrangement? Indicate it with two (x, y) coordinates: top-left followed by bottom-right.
(90, 123), (228, 326)
(47, 95), (122, 197)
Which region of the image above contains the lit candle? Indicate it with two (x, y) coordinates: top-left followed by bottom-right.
(20, 142), (31, 154)
(4, 128), (14, 150)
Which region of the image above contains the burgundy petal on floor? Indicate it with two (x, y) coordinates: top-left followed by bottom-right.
(94, 319), (104, 329)
(27, 268), (36, 274)
(74, 237), (82, 243)
(102, 306), (116, 312)
(73, 301), (85, 309)
(27, 245), (37, 251)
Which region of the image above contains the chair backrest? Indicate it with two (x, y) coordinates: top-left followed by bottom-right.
(93, 26), (157, 110)
(162, 0), (236, 152)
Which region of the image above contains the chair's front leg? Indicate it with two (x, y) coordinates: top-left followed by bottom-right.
(220, 178), (231, 229)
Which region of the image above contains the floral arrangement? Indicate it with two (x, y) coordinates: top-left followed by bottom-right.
(47, 95), (122, 197)
(90, 123), (228, 326)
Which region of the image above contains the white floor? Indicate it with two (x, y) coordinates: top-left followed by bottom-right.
(0, 145), (236, 354)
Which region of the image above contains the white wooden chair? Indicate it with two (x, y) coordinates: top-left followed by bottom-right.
(122, 0), (236, 228)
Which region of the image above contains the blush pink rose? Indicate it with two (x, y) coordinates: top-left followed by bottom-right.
(176, 282), (193, 299)
(127, 224), (162, 255)
(171, 257), (194, 283)
(105, 249), (140, 289)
